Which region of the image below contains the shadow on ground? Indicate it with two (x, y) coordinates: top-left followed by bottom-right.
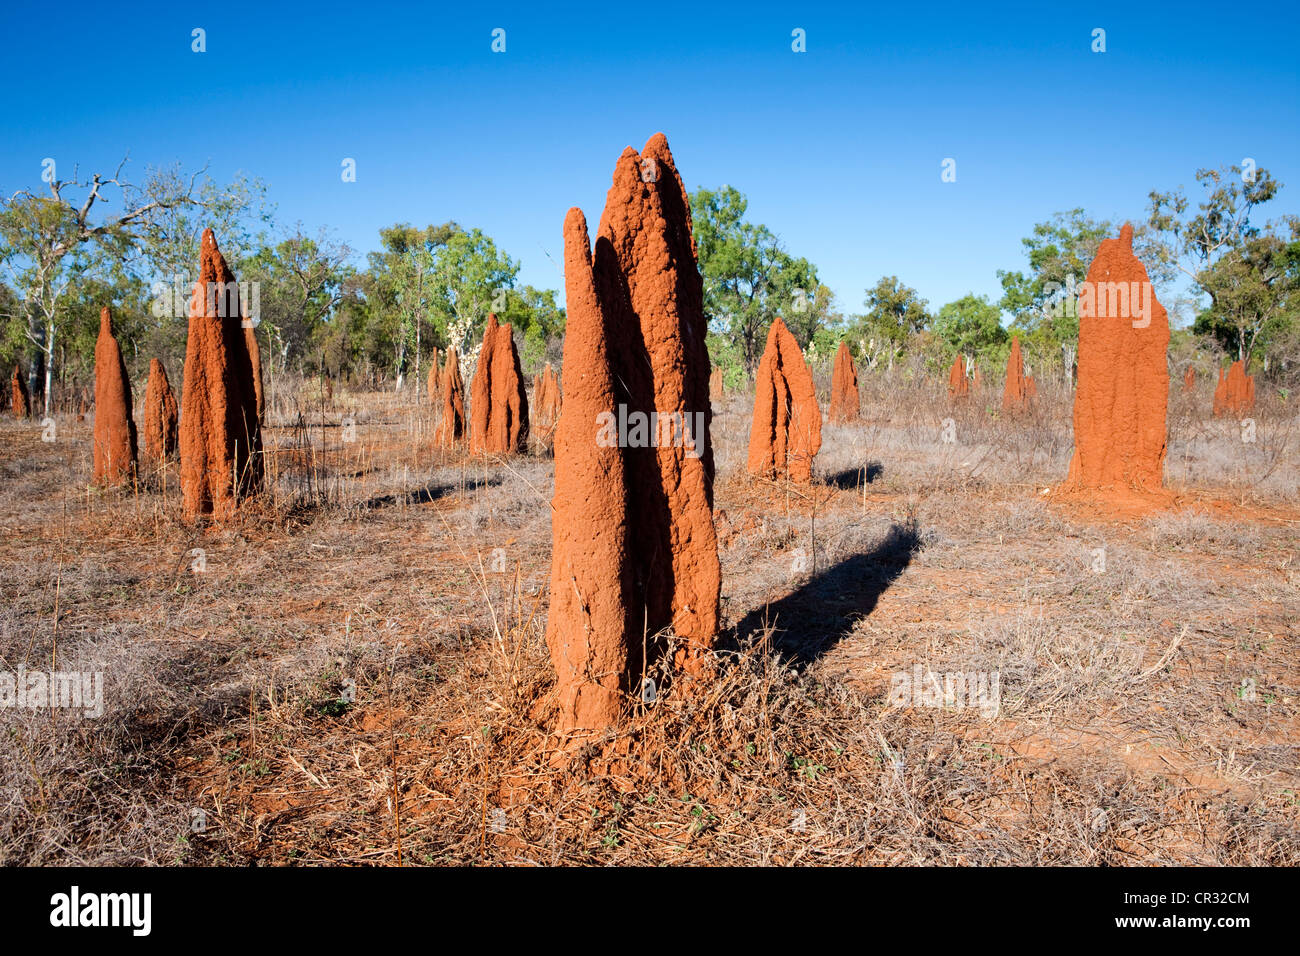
(821, 462), (884, 490)
(732, 518), (923, 664)
(363, 474), (502, 510)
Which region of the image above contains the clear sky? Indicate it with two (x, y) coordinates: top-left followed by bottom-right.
(2, 0), (1297, 316)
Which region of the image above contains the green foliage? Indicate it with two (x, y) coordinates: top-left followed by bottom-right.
(856, 276), (931, 350)
(690, 186), (820, 372)
(932, 293), (1007, 358)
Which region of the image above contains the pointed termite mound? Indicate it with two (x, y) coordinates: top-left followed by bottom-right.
(92, 307), (138, 487)
(143, 357), (179, 463)
(972, 365), (983, 390)
(547, 135), (721, 736)
(948, 355), (969, 400)
(1183, 366), (1196, 392)
(709, 367), (724, 402)
(434, 347), (465, 447)
(747, 317), (822, 482)
(10, 365), (28, 418)
(469, 314), (529, 454)
(179, 229), (263, 519)
(1213, 360), (1255, 417)
(429, 348), (442, 399)
(1061, 224), (1169, 494)
(532, 362), (561, 451)
(1002, 336), (1031, 410)
(829, 341), (860, 423)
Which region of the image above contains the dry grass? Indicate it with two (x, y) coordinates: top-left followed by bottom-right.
(0, 371), (1296, 865)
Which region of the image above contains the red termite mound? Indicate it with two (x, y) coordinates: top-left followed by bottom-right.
(469, 314), (529, 455)
(709, 367), (724, 402)
(829, 340), (860, 423)
(1213, 360), (1255, 417)
(1061, 224), (1169, 494)
(434, 347), (466, 447)
(92, 307), (138, 487)
(747, 317), (822, 482)
(547, 134), (720, 736)
(143, 357), (179, 462)
(179, 229), (264, 519)
(973, 365), (983, 390)
(948, 355), (969, 400)
(1002, 336), (1030, 410)
(426, 347), (441, 402)
(10, 365), (28, 418)
(1183, 366), (1196, 392)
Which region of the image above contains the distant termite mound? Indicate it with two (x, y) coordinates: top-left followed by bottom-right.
(709, 367), (724, 402)
(547, 134), (720, 737)
(829, 341), (860, 423)
(143, 357), (179, 462)
(948, 355), (969, 400)
(179, 229), (263, 520)
(434, 347), (465, 447)
(92, 306), (138, 486)
(1060, 224), (1169, 495)
(426, 347), (441, 403)
(532, 362), (561, 451)
(11, 365), (29, 418)
(1183, 366), (1196, 392)
(1213, 360), (1255, 417)
(747, 317), (821, 482)
(1002, 336), (1030, 411)
(469, 314), (529, 455)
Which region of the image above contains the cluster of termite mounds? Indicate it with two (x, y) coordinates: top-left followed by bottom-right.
(91, 307), (138, 486)
(1060, 224), (1169, 496)
(1212, 360), (1255, 417)
(547, 133), (720, 738)
(828, 340), (860, 424)
(469, 313), (529, 455)
(746, 316), (822, 482)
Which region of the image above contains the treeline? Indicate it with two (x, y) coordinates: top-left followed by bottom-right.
(2, 159), (1296, 417)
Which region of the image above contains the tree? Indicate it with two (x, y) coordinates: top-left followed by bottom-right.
(858, 276), (931, 351)
(1148, 164), (1285, 367)
(690, 186), (819, 372)
(932, 293), (1007, 357)
(0, 158), (266, 415)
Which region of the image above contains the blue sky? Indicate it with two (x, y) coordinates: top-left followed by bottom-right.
(2, 0), (1297, 318)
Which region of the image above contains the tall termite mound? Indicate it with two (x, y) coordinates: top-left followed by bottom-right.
(435, 347), (465, 447)
(709, 367), (724, 402)
(11, 365), (29, 418)
(1062, 224), (1169, 493)
(829, 340), (860, 423)
(1213, 360), (1255, 416)
(469, 314), (529, 454)
(92, 306), (138, 486)
(1002, 336), (1030, 410)
(747, 317), (821, 482)
(179, 229), (263, 519)
(532, 363), (561, 451)
(948, 355), (968, 400)
(547, 134), (720, 736)
(143, 358), (179, 462)
(426, 347), (441, 402)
